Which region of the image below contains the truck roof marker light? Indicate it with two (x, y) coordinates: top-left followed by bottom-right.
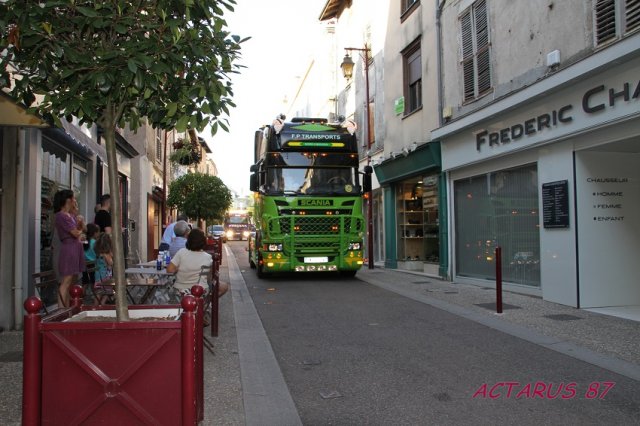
(273, 117), (285, 134)
(342, 119), (357, 135)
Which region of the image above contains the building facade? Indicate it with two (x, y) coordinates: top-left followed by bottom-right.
(434, 0), (640, 310)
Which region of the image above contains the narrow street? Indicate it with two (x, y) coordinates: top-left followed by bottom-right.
(228, 242), (640, 425)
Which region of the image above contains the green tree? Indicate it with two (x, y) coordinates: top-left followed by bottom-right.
(167, 173), (232, 225)
(1, 0), (245, 320)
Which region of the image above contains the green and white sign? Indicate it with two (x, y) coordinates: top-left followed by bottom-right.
(394, 97), (405, 115)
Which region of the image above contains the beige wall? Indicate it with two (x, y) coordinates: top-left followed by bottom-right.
(440, 0), (594, 120)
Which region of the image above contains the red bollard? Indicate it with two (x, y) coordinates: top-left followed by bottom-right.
(181, 295), (197, 425)
(70, 284), (84, 312)
(22, 297), (43, 426)
(191, 285), (205, 422)
(495, 246), (503, 314)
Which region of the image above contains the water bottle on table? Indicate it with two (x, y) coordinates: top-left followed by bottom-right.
(156, 254), (162, 270)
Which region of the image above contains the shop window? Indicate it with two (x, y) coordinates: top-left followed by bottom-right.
(454, 164), (540, 286)
(594, 0), (640, 46)
(396, 174), (439, 273)
(460, 0), (491, 102)
(402, 39), (422, 114)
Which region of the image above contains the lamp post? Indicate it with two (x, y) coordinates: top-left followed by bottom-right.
(341, 46), (374, 269)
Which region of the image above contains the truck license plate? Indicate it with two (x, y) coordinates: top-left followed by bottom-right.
(304, 257), (328, 263)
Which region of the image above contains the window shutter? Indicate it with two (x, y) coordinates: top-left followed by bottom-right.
(460, 11), (473, 59)
(461, 9), (474, 101)
(463, 60), (475, 101)
(474, 0), (489, 49)
(595, 0), (617, 44)
(476, 49), (491, 94)
(626, 0), (640, 31)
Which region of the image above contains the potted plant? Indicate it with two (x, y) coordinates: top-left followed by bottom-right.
(2, 1), (245, 423)
(0, 0), (243, 321)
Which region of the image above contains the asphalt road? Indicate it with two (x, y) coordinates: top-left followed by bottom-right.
(228, 242), (640, 426)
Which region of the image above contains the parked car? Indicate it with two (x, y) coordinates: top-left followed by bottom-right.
(208, 224), (227, 243)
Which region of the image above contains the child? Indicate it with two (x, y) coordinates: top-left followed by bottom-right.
(93, 232), (114, 304)
(82, 224), (100, 288)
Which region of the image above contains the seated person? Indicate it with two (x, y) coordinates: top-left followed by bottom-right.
(167, 228), (229, 297)
(168, 220), (190, 258)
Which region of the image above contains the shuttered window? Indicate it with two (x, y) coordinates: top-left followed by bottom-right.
(595, 0), (640, 45)
(402, 39), (422, 114)
(460, 0), (491, 102)
(626, 0), (640, 32)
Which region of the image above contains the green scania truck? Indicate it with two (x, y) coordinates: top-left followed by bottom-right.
(248, 116), (372, 278)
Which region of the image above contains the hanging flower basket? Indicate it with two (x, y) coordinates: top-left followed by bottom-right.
(171, 137), (202, 166)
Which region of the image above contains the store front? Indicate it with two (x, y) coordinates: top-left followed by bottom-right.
(374, 142), (447, 277)
(435, 47), (640, 313)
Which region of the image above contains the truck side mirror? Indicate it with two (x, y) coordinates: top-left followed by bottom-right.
(362, 169), (372, 193)
(250, 164), (258, 173)
(249, 173), (258, 192)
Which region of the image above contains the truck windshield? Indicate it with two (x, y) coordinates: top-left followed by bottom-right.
(265, 166), (360, 195)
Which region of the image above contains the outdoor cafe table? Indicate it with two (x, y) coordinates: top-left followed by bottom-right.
(124, 267), (176, 304)
(101, 278), (164, 305)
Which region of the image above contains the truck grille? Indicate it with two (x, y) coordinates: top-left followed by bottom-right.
(269, 216), (363, 235)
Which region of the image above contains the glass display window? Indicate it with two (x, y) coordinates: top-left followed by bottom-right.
(453, 164), (540, 286)
(396, 174), (439, 272)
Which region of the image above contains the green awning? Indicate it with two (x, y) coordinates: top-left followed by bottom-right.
(374, 141), (441, 184)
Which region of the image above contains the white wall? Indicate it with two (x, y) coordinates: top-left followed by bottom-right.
(575, 151), (640, 308)
(538, 143), (577, 306)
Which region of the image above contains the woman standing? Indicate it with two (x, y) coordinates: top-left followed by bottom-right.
(53, 189), (85, 307)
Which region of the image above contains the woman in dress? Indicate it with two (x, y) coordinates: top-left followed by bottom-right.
(53, 189), (85, 307)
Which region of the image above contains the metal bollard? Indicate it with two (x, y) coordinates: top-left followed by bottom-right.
(495, 246), (503, 314)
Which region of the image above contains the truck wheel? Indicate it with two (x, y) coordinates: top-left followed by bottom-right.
(340, 270), (357, 278)
(257, 261), (266, 278)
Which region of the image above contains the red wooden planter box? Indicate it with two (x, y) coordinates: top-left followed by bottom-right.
(22, 286), (206, 425)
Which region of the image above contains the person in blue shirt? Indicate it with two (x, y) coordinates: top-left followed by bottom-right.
(160, 214), (188, 251)
(169, 220), (190, 257)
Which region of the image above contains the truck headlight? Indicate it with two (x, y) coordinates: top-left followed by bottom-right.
(226, 230), (234, 238)
(243, 230), (250, 237)
(348, 242), (361, 250)
(268, 243), (283, 251)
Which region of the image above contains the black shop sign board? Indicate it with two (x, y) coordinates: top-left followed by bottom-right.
(542, 180), (569, 228)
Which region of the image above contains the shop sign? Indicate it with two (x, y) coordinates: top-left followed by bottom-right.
(475, 79), (640, 152)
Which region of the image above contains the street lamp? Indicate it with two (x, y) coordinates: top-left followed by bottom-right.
(340, 46), (374, 269)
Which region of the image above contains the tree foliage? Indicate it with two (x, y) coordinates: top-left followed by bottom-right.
(0, 0), (245, 320)
(167, 173), (232, 223)
(0, 0), (246, 133)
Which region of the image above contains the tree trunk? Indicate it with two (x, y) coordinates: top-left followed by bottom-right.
(103, 106), (129, 321)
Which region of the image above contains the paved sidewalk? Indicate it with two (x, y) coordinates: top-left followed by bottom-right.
(356, 267), (640, 381)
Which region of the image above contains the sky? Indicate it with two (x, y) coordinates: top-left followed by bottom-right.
(203, 0), (328, 196)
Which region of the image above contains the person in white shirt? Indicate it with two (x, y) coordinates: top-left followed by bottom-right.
(167, 228), (229, 297)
